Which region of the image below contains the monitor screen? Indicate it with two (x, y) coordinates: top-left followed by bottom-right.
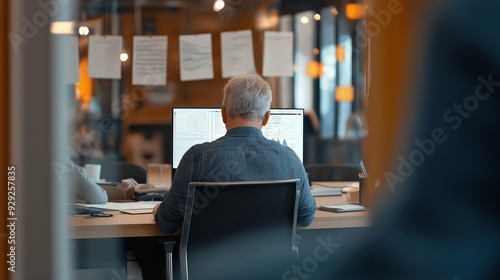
(172, 107), (304, 171)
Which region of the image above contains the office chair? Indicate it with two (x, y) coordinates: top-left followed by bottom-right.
(305, 163), (361, 182)
(160, 179), (300, 280)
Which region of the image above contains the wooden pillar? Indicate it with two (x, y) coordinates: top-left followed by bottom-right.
(363, 0), (423, 206)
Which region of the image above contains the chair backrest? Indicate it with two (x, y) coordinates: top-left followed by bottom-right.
(98, 161), (147, 183)
(179, 179), (300, 280)
(305, 163), (361, 182)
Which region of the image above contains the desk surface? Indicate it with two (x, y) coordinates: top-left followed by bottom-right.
(72, 182), (371, 239)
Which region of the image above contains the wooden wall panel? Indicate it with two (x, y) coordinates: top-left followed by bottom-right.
(119, 10), (278, 127)
(114, 6), (279, 162)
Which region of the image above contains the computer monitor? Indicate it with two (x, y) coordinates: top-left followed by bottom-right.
(172, 107), (304, 176)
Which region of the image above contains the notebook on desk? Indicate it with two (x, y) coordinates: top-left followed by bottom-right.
(319, 204), (367, 213)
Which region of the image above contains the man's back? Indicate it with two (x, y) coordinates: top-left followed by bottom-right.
(189, 127), (304, 183)
(155, 126), (316, 233)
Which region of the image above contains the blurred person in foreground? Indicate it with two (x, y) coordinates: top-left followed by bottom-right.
(322, 0), (500, 279)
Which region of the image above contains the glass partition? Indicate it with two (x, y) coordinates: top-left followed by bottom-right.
(278, 1), (367, 165)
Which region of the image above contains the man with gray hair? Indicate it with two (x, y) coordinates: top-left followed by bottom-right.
(129, 74), (316, 280)
(154, 73), (316, 233)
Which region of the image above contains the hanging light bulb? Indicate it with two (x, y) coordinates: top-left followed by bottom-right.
(120, 52), (128, 62)
(213, 0), (225, 12)
(346, 3), (367, 20)
(50, 21), (75, 34)
(78, 25), (90, 36)
(335, 86), (354, 102)
(306, 61), (324, 78)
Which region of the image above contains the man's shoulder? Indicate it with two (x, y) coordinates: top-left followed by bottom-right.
(186, 134), (300, 162)
(264, 139), (302, 159)
(186, 141), (212, 154)
(186, 138), (225, 156)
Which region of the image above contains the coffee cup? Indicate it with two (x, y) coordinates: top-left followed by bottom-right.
(84, 164), (101, 182)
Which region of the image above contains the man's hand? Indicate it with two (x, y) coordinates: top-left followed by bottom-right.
(116, 178), (139, 200)
(152, 204), (160, 217)
(134, 183), (157, 191)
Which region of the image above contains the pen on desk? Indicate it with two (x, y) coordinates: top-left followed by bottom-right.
(90, 213), (113, 217)
(97, 181), (120, 186)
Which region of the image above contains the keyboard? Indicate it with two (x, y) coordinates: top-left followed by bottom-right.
(134, 189), (169, 201)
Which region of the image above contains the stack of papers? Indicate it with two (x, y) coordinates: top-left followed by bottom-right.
(120, 209), (153, 215)
(311, 187), (342, 197)
(78, 201), (160, 211)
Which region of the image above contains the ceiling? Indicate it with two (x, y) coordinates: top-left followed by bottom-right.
(77, 0), (346, 17)
(78, 0), (280, 15)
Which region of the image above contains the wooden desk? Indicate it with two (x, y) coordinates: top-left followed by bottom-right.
(72, 211), (166, 239)
(72, 183), (371, 239)
(306, 195), (370, 230)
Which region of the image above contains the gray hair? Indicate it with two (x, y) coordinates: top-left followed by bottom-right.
(222, 73), (272, 120)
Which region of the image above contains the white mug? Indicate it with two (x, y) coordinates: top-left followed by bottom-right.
(84, 164), (101, 182)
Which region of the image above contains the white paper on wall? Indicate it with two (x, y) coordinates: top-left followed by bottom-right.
(221, 30), (256, 78)
(262, 31), (294, 77)
(132, 36), (168, 86)
(88, 35), (122, 79)
(179, 33), (214, 81)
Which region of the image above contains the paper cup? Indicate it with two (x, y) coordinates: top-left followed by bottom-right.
(84, 164), (101, 182)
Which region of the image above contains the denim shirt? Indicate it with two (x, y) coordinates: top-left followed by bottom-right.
(155, 126), (316, 233)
